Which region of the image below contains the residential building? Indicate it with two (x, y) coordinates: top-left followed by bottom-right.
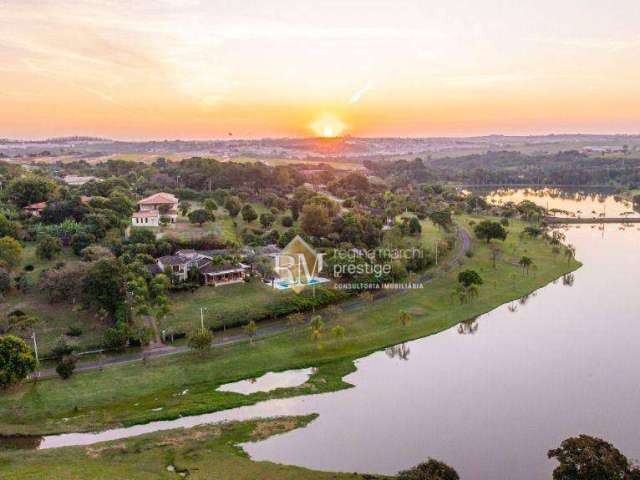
(23, 202), (47, 216)
(201, 262), (251, 286)
(132, 192), (179, 227)
(62, 175), (98, 186)
(155, 250), (250, 286)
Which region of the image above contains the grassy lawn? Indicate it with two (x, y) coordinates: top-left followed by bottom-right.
(0, 417), (372, 480)
(394, 213), (446, 247)
(0, 245), (109, 355)
(0, 215), (580, 436)
(164, 280), (287, 333)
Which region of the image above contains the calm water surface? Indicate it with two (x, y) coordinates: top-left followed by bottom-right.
(484, 188), (638, 217)
(237, 224), (640, 479)
(33, 192), (640, 479)
(217, 368), (313, 395)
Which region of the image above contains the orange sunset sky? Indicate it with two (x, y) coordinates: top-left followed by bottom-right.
(2, 0), (640, 140)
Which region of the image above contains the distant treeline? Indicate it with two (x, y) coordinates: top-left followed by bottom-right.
(365, 150), (640, 188)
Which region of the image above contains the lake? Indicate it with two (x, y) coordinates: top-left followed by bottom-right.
(483, 187), (638, 217)
(31, 192), (640, 479)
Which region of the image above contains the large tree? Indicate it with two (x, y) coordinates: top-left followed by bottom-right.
(474, 220), (507, 243)
(0, 236), (22, 271)
(548, 435), (640, 480)
(0, 214), (18, 239)
(6, 175), (54, 207)
(241, 204), (258, 223)
(0, 335), (36, 388)
(458, 269), (483, 288)
(36, 235), (63, 260)
(83, 258), (126, 316)
(397, 459), (459, 480)
(188, 209), (214, 226)
(300, 203), (330, 237)
(224, 196), (241, 218)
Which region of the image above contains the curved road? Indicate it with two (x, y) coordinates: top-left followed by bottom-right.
(37, 227), (471, 378)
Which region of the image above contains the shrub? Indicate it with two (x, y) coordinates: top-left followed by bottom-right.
(281, 215), (294, 227)
(70, 231), (96, 256)
(0, 268), (10, 293)
(102, 324), (129, 351)
(66, 326), (83, 337)
(51, 336), (74, 359)
(36, 235), (63, 260)
(188, 329), (213, 353)
(55, 354), (77, 379)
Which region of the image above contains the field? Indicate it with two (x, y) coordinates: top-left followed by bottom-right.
(0, 245), (109, 356)
(164, 281), (286, 333)
(0, 216), (580, 435)
(158, 202), (297, 244)
(0, 416), (371, 480)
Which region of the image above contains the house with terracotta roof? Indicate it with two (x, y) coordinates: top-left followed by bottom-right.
(132, 192), (179, 227)
(23, 202), (47, 216)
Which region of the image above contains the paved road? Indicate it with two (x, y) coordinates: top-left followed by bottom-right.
(36, 227), (471, 378)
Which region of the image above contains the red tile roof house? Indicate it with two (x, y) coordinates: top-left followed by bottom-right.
(23, 202), (47, 217)
(132, 192), (179, 227)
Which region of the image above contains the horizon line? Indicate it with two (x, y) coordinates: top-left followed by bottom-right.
(4, 132), (640, 143)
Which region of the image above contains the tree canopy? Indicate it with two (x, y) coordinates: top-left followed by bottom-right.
(548, 435), (640, 480)
(0, 335), (36, 388)
(474, 220), (508, 243)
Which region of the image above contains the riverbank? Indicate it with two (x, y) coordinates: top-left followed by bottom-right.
(0, 216), (581, 436)
(0, 416), (376, 479)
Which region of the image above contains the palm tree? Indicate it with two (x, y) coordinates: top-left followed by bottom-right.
(565, 244), (576, 265)
(243, 320), (257, 345)
(311, 327), (323, 350)
(331, 325), (346, 344)
(309, 315), (324, 350)
(465, 284), (479, 301)
(396, 310), (413, 327)
(519, 256), (533, 275)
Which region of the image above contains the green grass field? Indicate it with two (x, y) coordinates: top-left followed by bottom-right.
(0, 417), (372, 480)
(0, 215), (580, 436)
(164, 280), (286, 333)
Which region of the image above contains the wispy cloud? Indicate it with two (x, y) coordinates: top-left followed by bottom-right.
(536, 35), (640, 51)
(349, 81), (373, 103)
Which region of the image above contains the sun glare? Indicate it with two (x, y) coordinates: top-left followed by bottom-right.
(310, 115), (346, 138)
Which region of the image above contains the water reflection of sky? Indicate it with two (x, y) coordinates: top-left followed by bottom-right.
(217, 369), (313, 395)
(484, 188), (638, 217)
(31, 226), (640, 480)
(240, 225), (640, 479)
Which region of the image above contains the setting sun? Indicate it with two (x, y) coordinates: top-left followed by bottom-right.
(310, 115), (347, 138)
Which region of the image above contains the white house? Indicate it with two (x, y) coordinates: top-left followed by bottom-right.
(132, 192), (179, 227)
(62, 175), (98, 186)
(132, 210), (160, 227)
